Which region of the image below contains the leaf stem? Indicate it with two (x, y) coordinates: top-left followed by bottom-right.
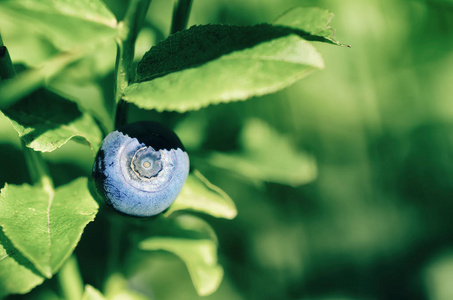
(171, 0), (193, 34)
(114, 0), (152, 129)
(22, 140), (54, 190)
(57, 255), (84, 300)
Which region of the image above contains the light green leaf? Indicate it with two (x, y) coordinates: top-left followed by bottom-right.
(0, 231), (45, 298)
(124, 35), (323, 112)
(2, 89), (103, 153)
(0, 177), (99, 278)
(206, 119), (317, 186)
(0, 0), (117, 50)
(165, 170), (237, 219)
(139, 215), (223, 296)
(274, 7), (343, 46)
(82, 285), (105, 300)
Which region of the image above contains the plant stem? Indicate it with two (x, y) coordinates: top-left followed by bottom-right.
(114, 99), (129, 130)
(114, 0), (152, 129)
(171, 0), (193, 34)
(57, 255), (84, 300)
(22, 140), (54, 190)
(104, 214), (124, 291)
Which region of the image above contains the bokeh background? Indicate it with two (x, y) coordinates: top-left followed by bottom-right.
(2, 0), (453, 299)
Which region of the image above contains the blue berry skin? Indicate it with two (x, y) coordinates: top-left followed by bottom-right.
(93, 121), (189, 217)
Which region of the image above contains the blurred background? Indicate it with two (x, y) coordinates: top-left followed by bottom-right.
(2, 0), (453, 299)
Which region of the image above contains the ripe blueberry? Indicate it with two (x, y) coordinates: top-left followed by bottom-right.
(93, 121), (189, 217)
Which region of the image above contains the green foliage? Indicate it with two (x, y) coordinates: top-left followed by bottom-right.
(124, 7), (344, 112)
(0, 178), (98, 278)
(0, 0), (347, 299)
(125, 35), (323, 112)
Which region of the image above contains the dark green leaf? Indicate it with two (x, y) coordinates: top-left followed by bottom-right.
(0, 177), (99, 278)
(139, 215), (223, 296)
(164, 170), (237, 219)
(0, 231), (44, 298)
(2, 89), (103, 153)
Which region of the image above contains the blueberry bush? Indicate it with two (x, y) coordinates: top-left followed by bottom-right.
(0, 0), (345, 299)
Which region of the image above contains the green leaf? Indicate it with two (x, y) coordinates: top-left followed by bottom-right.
(0, 177), (99, 278)
(0, 0), (117, 50)
(0, 231), (45, 298)
(2, 89), (103, 153)
(124, 34), (323, 112)
(274, 7), (343, 46)
(139, 215), (223, 296)
(206, 119), (317, 186)
(125, 7), (348, 112)
(164, 170), (237, 219)
(82, 285), (105, 300)
(135, 24), (330, 83)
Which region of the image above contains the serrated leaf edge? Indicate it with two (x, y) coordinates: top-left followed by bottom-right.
(124, 63), (319, 112)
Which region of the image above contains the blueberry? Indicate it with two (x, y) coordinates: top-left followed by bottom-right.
(93, 121), (189, 217)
